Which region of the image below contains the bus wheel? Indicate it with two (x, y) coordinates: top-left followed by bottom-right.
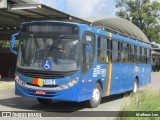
(37, 98), (52, 104)
(88, 83), (102, 108)
(133, 79), (138, 93)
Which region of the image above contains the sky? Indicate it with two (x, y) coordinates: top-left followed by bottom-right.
(32, 0), (117, 17)
(32, 0), (160, 18)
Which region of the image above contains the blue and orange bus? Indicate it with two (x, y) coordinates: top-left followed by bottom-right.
(10, 21), (152, 108)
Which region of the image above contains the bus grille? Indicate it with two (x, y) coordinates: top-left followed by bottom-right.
(20, 71), (65, 79)
(16, 68), (77, 79)
(26, 83), (59, 88)
(18, 71), (65, 79)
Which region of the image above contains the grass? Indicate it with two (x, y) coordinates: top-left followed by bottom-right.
(118, 88), (160, 120)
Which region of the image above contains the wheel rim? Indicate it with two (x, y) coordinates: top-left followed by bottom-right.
(133, 81), (137, 93)
(92, 87), (100, 103)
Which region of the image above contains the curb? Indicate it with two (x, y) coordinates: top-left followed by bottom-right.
(0, 81), (15, 88)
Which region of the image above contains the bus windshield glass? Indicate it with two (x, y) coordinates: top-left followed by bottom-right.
(17, 35), (80, 72)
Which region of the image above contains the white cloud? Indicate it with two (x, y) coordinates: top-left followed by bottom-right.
(64, 0), (116, 17)
(30, 0), (160, 18)
(32, 0), (116, 17)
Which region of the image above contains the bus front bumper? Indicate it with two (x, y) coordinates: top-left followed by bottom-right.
(15, 81), (80, 102)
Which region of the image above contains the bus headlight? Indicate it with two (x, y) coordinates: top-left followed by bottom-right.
(58, 78), (78, 90)
(15, 74), (26, 87)
(15, 74), (20, 82)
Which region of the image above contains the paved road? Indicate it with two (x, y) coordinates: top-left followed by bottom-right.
(0, 87), (124, 112)
(0, 72), (159, 119)
(150, 72), (160, 91)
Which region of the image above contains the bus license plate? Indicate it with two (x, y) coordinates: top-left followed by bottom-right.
(35, 90), (46, 95)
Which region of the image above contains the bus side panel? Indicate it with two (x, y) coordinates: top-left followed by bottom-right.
(109, 63), (133, 95)
(109, 63), (123, 95)
(136, 64), (151, 87)
(78, 64), (107, 102)
(78, 62), (152, 102)
(109, 63), (151, 95)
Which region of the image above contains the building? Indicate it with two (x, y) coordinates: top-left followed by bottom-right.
(0, 0), (89, 77)
(151, 42), (160, 71)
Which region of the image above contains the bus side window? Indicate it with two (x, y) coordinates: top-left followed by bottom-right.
(140, 47), (142, 63)
(122, 42), (128, 63)
(112, 40), (119, 62)
(144, 48), (147, 64)
(142, 47), (144, 63)
(137, 47), (140, 63)
(134, 45), (137, 63)
(118, 41), (121, 62)
(127, 44), (131, 63)
(131, 45), (134, 63)
(98, 37), (108, 63)
(107, 38), (112, 62)
(82, 33), (95, 74)
(147, 49), (151, 64)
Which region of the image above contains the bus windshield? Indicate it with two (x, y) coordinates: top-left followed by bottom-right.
(17, 35), (80, 72)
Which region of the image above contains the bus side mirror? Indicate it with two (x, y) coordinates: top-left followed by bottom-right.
(10, 32), (20, 55)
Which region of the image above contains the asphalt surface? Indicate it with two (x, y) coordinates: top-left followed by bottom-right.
(0, 72), (159, 119)
(0, 85), (124, 112)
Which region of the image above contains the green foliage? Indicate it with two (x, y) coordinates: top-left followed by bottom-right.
(115, 0), (160, 42)
(0, 40), (19, 48)
(119, 90), (160, 120)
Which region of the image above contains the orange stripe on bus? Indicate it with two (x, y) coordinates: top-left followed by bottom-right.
(106, 63), (112, 96)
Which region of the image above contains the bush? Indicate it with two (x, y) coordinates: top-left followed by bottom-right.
(119, 89), (160, 120)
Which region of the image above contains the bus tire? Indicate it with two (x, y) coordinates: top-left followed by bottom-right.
(88, 83), (102, 108)
(37, 98), (52, 104)
(133, 79), (138, 93)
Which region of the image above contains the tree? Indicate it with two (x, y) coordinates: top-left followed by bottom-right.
(115, 0), (160, 43)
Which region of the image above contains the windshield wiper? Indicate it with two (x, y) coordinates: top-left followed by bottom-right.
(30, 34), (39, 50)
(46, 35), (64, 58)
(53, 35), (64, 47)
